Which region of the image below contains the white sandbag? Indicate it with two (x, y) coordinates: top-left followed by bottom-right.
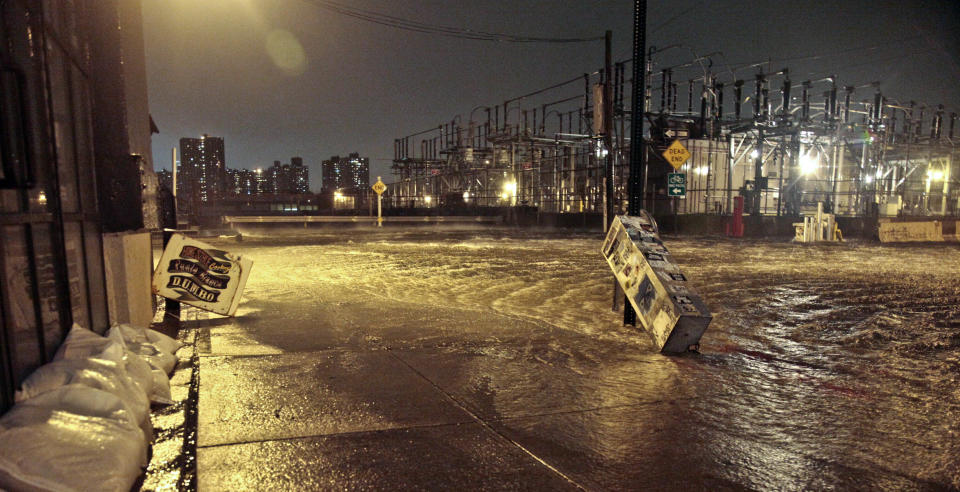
(58, 323), (171, 404)
(12, 384), (144, 452)
(54, 323), (125, 362)
(111, 323), (183, 355)
(128, 341), (177, 375)
(0, 386), (147, 492)
(124, 348), (172, 405)
(107, 323), (148, 346)
(108, 324), (177, 374)
(150, 368), (173, 404)
(15, 358), (150, 432)
(145, 328), (183, 355)
(16, 384), (137, 425)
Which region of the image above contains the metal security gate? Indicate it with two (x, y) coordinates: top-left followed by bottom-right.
(0, 0), (109, 413)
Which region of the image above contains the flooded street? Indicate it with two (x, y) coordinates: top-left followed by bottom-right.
(196, 228), (960, 490)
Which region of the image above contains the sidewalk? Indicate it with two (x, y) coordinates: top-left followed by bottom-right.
(188, 319), (584, 490)
(159, 287), (697, 491)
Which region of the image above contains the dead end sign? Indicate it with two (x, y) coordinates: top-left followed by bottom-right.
(152, 234), (252, 316)
(663, 139), (691, 170)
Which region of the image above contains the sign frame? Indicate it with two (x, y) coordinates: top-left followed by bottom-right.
(152, 234), (252, 316)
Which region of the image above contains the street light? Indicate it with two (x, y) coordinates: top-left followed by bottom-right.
(800, 151), (819, 175)
(927, 170), (944, 181)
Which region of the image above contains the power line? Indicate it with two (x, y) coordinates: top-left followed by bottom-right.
(301, 0), (603, 43)
(727, 35), (924, 73)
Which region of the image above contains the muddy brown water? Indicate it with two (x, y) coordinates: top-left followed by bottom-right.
(217, 228), (960, 489)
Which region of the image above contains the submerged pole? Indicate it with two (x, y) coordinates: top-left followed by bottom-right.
(624, 0), (647, 326)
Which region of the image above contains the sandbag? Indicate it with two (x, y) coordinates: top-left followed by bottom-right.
(145, 328), (183, 355)
(0, 386), (147, 492)
(150, 368), (173, 404)
(54, 323), (124, 362)
(58, 323), (172, 404)
(124, 348), (172, 405)
(109, 323), (183, 355)
(11, 384), (145, 453)
(15, 358), (150, 433)
(107, 323), (148, 346)
(108, 324), (177, 374)
(128, 341), (177, 375)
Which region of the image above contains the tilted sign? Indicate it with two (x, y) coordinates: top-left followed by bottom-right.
(601, 214), (712, 352)
(152, 234), (252, 316)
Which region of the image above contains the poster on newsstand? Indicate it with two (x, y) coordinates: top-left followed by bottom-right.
(152, 233), (252, 316)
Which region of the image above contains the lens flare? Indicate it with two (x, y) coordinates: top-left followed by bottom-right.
(266, 29), (307, 76)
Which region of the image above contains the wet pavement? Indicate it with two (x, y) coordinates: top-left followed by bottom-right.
(183, 228), (960, 490)
(141, 313), (200, 491)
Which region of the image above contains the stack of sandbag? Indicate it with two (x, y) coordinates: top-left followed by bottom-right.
(0, 322), (183, 492)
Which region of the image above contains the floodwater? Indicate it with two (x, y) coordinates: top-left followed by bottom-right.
(211, 227), (960, 490)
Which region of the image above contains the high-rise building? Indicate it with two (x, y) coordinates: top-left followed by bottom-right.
(266, 160), (283, 194)
(258, 158), (309, 195)
(291, 157), (309, 194)
(254, 167), (269, 193)
(322, 153), (369, 193)
(227, 168), (261, 196)
(157, 169), (173, 191)
(179, 134), (225, 204)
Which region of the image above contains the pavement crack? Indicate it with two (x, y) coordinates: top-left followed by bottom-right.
(196, 420), (478, 450)
(388, 351), (588, 491)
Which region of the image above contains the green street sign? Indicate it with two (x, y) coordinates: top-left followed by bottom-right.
(667, 172), (686, 197)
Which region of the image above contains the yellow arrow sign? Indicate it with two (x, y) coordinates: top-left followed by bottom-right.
(662, 140), (691, 170)
(372, 178), (386, 195)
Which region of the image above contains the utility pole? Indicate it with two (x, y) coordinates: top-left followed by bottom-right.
(605, 31), (619, 312)
(604, 30), (614, 227)
(171, 147), (178, 204)
(164, 146), (180, 326)
(623, 0), (647, 327)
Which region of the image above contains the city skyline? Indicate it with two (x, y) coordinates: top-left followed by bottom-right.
(160, 134), (373, 197)
(158, 134), (365, 192)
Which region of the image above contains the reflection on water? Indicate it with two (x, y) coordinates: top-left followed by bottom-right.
(226, 228), (960, 488)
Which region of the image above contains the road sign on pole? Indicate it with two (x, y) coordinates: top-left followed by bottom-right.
(667, 172), (686, 197)
(372, 177), (386, 227)
(372, 178), (386, 195)
(662, 140), (691, 170)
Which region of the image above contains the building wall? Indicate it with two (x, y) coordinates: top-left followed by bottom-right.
(0, 0), (147, 413)
(117, 0), (158, 229)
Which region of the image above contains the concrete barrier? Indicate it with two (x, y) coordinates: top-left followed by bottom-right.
(878, 219), (960, 243)
(223, 215), (503, 225)
(102, 231), (154, 328)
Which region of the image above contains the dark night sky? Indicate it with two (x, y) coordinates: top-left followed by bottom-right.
(142, 0), (960, 191)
